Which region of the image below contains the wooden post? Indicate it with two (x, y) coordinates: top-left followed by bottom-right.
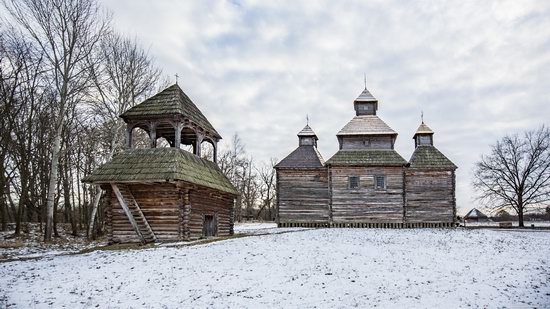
(111, 183), (145, 243)
(213, 140), (218, 163)
(195, 133), (203, 157)
(183, 189), (191, 241)
(126, 124), (133, 149)
(149, 122), (157, 148)
(229, 197), (235, 235)
(174, 122), (182, 149)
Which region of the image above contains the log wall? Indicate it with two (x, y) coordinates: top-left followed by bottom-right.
(188, 188), (234, 240)
(341, 136), (393, 150)
(404, 169), (455, 223)
(330, 166), (404, 223)
(277, 168), (330, 224)
(108, 183), (180, 243)
(106, 182), (234, 244)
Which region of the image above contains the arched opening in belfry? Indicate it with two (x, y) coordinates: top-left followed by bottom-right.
(180, 144), (194, 152)
(131, 126), (150, 149)
(156, 137), (171, 148)
(180, 127), (197, 154)
(201, 139), (216, 162)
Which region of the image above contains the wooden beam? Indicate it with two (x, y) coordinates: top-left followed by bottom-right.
(149, 121), (158, 148)
(111, 183), (146, 243)
(174, 121), (183, 149)
(183, 189), (190, 241)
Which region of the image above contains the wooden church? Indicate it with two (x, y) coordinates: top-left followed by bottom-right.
(84, 84), (238, 244)
(276, 86), (457, 228)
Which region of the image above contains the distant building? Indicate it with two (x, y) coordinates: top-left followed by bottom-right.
(84, 84), (237, 243)
(464, 208), (489, 222)
(275, 86), (457, 227)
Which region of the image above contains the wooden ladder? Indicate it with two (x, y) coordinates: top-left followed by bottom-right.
(111, 183), (157, 244)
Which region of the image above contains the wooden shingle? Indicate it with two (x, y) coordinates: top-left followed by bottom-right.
(82, 148), (237, 194)
(121, 84), (221, 138)
(275, 146), (325, 169)
(337, 115), (397, 136)
(408, 145), (457, 170)
(326, 149), (407, 166)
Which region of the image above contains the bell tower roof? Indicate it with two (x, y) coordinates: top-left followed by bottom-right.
(275, 123), (325, 169)
(120, 84), (221, 139)
(353, 86), (379, 116)
(297, 124), (318, 138)
(414, 122), (434, 136)
(354, 87), (378, 102)
(412, 120), (435, 147)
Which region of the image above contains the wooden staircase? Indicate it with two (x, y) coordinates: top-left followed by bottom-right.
(111, 183), (157, 244)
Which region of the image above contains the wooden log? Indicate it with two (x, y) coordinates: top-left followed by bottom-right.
(111, 183), (146, 243)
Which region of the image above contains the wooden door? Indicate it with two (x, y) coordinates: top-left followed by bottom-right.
(203, 215), (217, 237)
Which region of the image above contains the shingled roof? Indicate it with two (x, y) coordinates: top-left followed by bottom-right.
(326, 149), (407, 166)
(337, 115), (397, 136)
(355, 88), (377, 102)
(408, 145), (457, 170)
(82, 148), (237, 194)
(120, 84), (221, 138)
(275, 146), (325, 169)
(414, 122), (434, 135)
(297, 125), (317, 137)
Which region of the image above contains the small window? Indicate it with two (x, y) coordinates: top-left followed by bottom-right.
(301, 137), (313, 146)
(419, 135), (431, 144)
(375, 175), (386, 190)
(361, 105), (369, 110)
(348, 176), (359, 189)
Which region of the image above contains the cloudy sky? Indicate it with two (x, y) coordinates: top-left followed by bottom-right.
(103, 0), (550, 214)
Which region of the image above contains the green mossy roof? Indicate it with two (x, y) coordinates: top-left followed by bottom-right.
(82, 148), (237, 194)
(408, 145), (457, 170)
(120, 84), (221, 138)
(326, 149), (407, 166)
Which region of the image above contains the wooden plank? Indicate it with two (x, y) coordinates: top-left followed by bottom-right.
(111, 183), (146, 243)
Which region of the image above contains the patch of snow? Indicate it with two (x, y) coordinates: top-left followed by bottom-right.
(1, 228), (549, 308)
(464, 221), (550, 227)
(234, 222), (309, 235)
(234, 222), (278, 232)
(0, 224), (106, 262)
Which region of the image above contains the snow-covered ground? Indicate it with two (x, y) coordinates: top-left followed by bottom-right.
(0, 224), (105, 262)
(463, 220), (550, 227)
(1, 227), (549, 308)
(234, 222), (310, 235)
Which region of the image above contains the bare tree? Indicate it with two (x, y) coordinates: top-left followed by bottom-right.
(473, 125), (550, 227)
(240, 156), (258, 221)
(3, 0), (111, 241)
(85, 32), (161, 239)
(218, 133), (248, 221)
(256, 158), (277, 221)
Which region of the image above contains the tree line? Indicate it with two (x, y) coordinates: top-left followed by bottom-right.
(0, 0), (276, 242)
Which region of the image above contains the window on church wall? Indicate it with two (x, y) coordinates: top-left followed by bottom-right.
(348, 176), (360, 190)
(301, 137), (313, 145)
(419, 135), (431, 144)
(374, 175), (386, 191)
(363, 139), (371, 147)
